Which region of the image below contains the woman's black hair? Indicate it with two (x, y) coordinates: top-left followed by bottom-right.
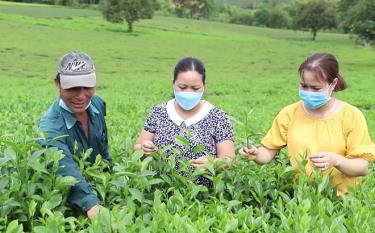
(173, 57), (206, 84)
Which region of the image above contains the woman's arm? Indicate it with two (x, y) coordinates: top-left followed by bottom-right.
(191, 140), (235, 168)
(309, 152), (369, 176)
(239, 145), (278, 164)
(134, 130), (156, 155)
(216, 140), (235, 160)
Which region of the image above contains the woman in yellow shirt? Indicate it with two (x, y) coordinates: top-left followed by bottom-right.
(239, 53), (374, 196)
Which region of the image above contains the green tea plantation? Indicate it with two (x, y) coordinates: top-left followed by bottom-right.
(0, 1), (374, 232)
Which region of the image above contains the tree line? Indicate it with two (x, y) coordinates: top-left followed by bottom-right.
(5, 0), (375, 44)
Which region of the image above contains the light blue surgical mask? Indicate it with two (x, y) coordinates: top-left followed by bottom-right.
(174, 91), (203, 110)
(299, 86), (331, 110)
(59, 99), (91, 113)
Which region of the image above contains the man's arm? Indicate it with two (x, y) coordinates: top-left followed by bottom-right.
(40, 133), (100, 214)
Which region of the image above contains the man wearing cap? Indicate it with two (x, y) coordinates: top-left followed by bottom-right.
(39, 52), (111, 218)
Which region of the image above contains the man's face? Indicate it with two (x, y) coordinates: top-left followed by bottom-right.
(56, 79), (95, 114)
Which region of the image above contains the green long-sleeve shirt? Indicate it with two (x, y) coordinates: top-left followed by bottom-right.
(39, 95), (111, 212)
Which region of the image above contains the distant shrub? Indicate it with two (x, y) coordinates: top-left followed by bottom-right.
(172, 0), (214, 19)
(254, 8), (290, 29)
(229, 10), (253, 25)
(155, 0), (176, 16)
(215, 4), (253, 25)
(338, 0), (375, 46)
(2, 0), (100, 6)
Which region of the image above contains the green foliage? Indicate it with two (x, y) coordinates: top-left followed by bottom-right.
(212, 3), (250, 24)
(292, 0), (336, 40)
(215, 0), (254, 8)
(336, 0), (358, 15)
(336, 0), (359, 33)
(337, 0), (375, 45)
(254, 8), (290, 28)
(3, 131), (370, 232)
(173, 0), (214, 19)
(219, 4), (291, 28)
(228, 9), (253, 25)
(101, 0), (155, 32)
(155, 0), (176, 15)
(215, 0), (293, 9)
(0, 139), (78, 231)
(2, 0), (100, 7)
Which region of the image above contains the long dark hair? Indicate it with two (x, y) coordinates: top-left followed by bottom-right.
(173, 57), (206, 84)
(299, 53), (347, 92)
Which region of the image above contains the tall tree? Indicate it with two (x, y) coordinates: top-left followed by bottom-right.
(338, 0), (375, 45)
(292, 0), (336, 40)
(337, 0), (358, 32)
(101, 0), (155, 32)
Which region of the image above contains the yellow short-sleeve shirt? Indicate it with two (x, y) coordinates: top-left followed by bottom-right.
(261, 101), (375, 196)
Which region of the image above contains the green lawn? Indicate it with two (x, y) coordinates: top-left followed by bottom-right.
(0, 1), (374, 232)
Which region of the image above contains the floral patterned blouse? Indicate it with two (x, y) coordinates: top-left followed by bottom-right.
(143, 99), (234, 185)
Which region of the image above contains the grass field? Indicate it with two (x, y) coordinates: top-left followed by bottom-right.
(0, 1), (374, 232)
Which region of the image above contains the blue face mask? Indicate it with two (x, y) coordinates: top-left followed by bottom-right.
(299, 88), (331, 110)
(59, 99), (91, 113)
(174, 91), (203, 110)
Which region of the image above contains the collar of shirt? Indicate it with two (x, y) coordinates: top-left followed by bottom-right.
(59, 98), (100, 129)
(166, 99), (213, 127)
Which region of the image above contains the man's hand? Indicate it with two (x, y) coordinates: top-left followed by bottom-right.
(87, 205), (100, 219)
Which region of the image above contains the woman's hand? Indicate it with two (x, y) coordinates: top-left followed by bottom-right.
(309, 151), (369, 176)
(190, 156), (232, 171)
(309, 151), (339, 171)
(239, 145), (258, 160)
(190, 156), (209, 168)
(142, 140), (157, 155)
(239, 145), (277, 164)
